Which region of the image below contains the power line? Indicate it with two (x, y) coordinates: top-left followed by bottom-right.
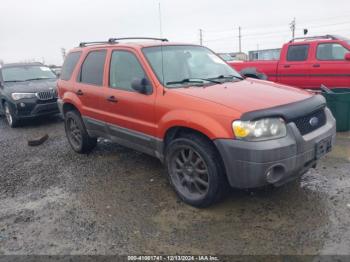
(204, 19), (350, 43)
(201, 13), (350, 36)
(303, 20), (350, 29)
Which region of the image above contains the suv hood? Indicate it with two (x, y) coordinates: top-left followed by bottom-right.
(172, 79), (313, 114)
(4, 78), (57, 94)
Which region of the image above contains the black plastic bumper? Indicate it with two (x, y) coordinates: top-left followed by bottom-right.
(214, 108), (336, 188)
(15, 100), (59, 118)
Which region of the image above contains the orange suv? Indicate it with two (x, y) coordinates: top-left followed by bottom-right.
(57, 37), (336, 207)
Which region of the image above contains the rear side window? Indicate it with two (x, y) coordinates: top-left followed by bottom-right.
(317, 43), (349, 60)
(79, 50), (106, 86)
(60, 52), (81, 81)
(287, 45), (309, 61)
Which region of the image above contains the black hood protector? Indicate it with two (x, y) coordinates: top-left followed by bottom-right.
(240, 95), (326, 122)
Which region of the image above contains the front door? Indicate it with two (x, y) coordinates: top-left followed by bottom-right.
(309, 42), (350, 88)
(100, 48), (158, 154)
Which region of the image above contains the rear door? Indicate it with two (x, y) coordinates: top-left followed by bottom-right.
(309, 42), (350, 88)
(74, 49), (108, 121)
(277, 44), (311, 88)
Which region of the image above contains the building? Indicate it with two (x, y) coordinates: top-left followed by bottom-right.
(229, 52), (249, 61)
(248, 48), (281, 61)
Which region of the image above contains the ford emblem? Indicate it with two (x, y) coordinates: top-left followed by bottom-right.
(309, 117), (319, 127)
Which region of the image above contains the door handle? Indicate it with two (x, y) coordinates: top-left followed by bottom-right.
(106, 95), (118, 103)
(76, 90), (84, 96)
(284, 65), (291, 68)
(313, 64), (321, 68)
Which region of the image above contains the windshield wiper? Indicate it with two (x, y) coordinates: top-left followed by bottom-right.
(166, 78), (204, 86)
(4, 80), (25, 83)
(209, 75), (244, 81)
(24, 77), (54, 81)
(166, 78), (221, 86)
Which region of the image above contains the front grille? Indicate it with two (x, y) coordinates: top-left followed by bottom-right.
(292, 108), (326, 135)
(36, 90), (57, 101)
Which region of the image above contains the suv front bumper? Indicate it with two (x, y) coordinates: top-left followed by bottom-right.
(14, 99), (59, 118)
(214, 108), (336, 188)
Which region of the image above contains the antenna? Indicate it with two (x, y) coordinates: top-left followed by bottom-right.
(238, 26), (242, 53)
(158, 2), (163, 38)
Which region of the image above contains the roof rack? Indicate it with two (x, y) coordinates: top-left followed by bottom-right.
(289, 35), (339, 43)
(79, 37), (168, 47)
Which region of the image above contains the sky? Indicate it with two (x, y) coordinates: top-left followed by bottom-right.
(0, 0), (349, 65)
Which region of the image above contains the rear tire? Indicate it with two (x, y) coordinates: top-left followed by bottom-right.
(165, 133), (229, 208)
(4, 102), (20, 128)
(64, 110), (97, 153)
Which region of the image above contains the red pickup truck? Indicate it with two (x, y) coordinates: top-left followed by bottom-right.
(228, 35), (350, 89)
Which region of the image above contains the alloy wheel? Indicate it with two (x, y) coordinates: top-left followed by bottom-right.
(67, 117), (82, 149)
(169, 146), (209, 200)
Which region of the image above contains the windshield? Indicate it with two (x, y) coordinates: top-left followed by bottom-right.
(143, 45), (242, 88)
(2, 65), (56, 82)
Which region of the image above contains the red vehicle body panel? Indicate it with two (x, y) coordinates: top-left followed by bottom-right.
(58, 42), (312, 141)
(229, 38), (350, 89)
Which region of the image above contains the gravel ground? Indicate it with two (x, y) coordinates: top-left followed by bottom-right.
(0, 115), (349, 255)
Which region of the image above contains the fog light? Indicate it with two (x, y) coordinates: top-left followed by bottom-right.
(20, 103), (26, 108)
(266, 165), (286, 184)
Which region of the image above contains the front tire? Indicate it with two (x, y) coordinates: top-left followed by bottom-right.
(64, 110), (97, 154)
(165, 133), (228, 208)
(4, 102), (20, 128)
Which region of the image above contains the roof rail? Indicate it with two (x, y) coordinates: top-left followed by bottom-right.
(79, 37), (168, 47)
(108, 37), (168, 43)
(289, 35), (338, 43)
(79, 41), (113, 47)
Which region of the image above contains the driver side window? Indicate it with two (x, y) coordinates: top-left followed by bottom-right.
(109, 50), (149, 92)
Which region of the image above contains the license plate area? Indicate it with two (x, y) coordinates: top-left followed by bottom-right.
(315, 136), (332, 159)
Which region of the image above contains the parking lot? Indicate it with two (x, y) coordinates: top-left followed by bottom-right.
(0, 115), (349, 255)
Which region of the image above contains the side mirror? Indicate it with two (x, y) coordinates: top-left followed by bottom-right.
(345, 53), (350, 61)
(131, 78), (151, 94)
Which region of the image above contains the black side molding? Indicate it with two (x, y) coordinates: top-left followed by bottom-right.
(240, 95), (326, 122)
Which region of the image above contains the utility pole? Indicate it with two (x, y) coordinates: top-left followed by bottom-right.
(238, 26), (242, 53)
(199, 29), (203, 45)
(290, 18), (296, 39)
(61, 48), (66, 63)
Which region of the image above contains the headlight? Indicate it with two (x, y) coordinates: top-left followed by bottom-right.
(11, 93), (36, 101)
(232, 117), (287, 141)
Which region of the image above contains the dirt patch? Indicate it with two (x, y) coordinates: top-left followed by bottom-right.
(0, 116), (350, 255)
